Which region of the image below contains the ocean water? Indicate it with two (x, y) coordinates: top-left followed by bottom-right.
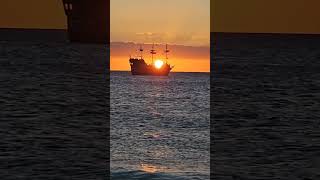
(111, 72), (210, 179)
(0, 41), (108, 179)
(3, 33), (319, 180)
(212, 34), (320, 180)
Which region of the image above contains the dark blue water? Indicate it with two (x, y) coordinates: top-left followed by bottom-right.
(111, 72), (210, 180)
(212, 33), (320, 180)
(0, 41), (108, 179)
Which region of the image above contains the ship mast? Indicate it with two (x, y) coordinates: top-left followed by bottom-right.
(139, 44), (143, 59)
(165, 44), (170, 63)
(150, 43), (156, 63)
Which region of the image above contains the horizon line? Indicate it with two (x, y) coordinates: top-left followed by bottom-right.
(110, 70), (210, 73)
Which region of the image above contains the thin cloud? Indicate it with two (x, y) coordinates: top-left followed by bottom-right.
(134, 32), (209, 46)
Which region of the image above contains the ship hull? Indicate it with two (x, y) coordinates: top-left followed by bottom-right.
(131, 71), (170, 76)
(129, 58), (172, 76)
(130, 67), (171, 76)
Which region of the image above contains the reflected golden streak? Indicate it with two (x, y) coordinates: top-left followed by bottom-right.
(140, 164), (158, 173)
(140, 163), (170, 173)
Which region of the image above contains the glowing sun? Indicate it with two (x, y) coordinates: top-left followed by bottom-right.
(154, 60), (164, 69)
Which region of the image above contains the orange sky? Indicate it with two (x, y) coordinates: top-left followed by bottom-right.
(1, 1), (319, 72)
(0, 0), (66, 29)
(212, 0), (320, 33)
(111, 42), (210, 72)
(111, 0), (210, 47)
(110, 0), (210, 72)
(1, 0), (319, 33)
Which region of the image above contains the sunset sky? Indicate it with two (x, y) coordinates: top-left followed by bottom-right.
(1, 0), (320, 33)
(0, 0), (66, 29)
(110, 0), (210, 72)
(1, 0), (320, 72)
(212, 0), (320, 33)
(111, 42), (210, 72)
(111, 0), (210, 47)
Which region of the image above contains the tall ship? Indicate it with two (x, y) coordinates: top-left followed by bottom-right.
(129, 44), (173, 76)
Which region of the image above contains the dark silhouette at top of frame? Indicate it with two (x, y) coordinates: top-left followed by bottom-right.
(63, 0), (109, 44)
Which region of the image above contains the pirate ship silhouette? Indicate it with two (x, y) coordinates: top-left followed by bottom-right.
(129, 44), (173, 76)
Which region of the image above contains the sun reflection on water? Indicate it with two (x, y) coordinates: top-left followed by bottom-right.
(140, 163), (170, 173)
(140, 164), (158, 173)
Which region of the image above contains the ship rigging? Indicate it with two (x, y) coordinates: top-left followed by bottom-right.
(129, 44), (173, 76)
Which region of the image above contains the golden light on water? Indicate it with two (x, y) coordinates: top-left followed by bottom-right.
(154, 60), (164, 69)
(141, 164), (157, 173)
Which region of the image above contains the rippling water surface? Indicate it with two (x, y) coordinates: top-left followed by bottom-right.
(111, 72), (210, 180)
(212, 34), (320, 180)
(1, 41), (107, 179)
